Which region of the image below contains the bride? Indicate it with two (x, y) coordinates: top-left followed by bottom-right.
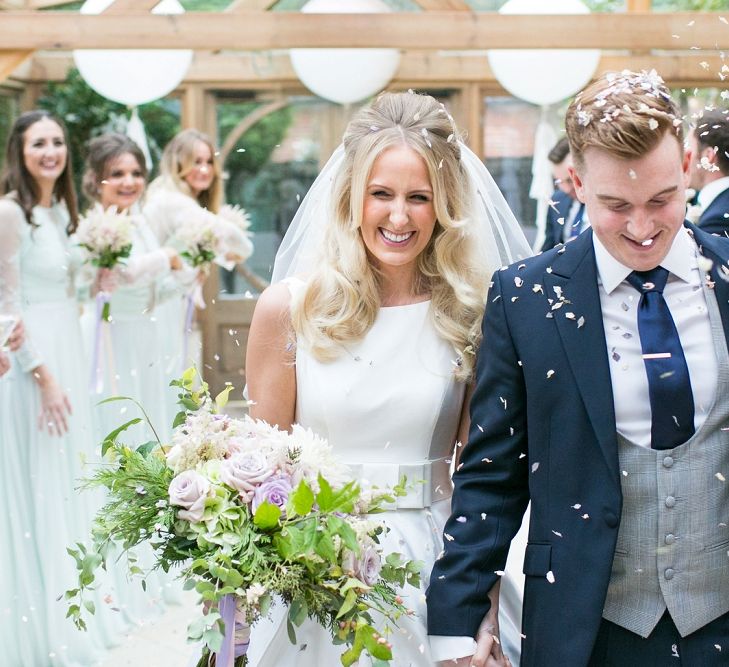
(244, 91), (530, 666)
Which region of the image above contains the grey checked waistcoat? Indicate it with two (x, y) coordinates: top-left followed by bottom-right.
(602, 277), (729, 638)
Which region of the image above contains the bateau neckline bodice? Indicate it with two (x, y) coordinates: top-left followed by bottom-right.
(380, 299), (431, 310)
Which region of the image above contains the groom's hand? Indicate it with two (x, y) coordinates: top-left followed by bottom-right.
(437, 580), (511, 667)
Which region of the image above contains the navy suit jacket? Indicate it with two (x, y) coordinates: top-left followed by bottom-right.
(540, 189), (574, 252)
(427, 225), (729, 666)
(699, 185), (729, 237)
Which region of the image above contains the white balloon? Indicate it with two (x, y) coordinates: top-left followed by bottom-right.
(487, 0), (600, 106)
(73, 0), (192, 107)
(290, 0), (401, 106)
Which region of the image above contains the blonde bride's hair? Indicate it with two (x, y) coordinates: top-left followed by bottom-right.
(291, 92), (491, 381)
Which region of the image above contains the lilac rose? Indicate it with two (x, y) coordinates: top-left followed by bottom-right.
(341, 546), (382, 586)
(251, 474), (293, 514)
(357, 546), (382, 586)
(169, 470), (211, 523)
(220, 451), (273, 502)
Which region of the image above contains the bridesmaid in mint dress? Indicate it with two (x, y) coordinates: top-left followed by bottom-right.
(144, 129), (253, 389)
(0, 111), (119, 666)
(78, 133), (191, 624)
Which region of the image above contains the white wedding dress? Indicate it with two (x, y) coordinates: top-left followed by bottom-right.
(243, 281), (524, 666)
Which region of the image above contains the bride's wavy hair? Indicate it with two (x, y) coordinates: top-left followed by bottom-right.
(291, 91), (490, 381)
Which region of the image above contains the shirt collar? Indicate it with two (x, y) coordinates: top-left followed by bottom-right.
(593, 226), (697, 295)
(698, 176), (729, 209)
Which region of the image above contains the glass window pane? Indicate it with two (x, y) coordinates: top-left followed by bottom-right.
(483, 96), (541, 246)
(216, 94), (356, 296)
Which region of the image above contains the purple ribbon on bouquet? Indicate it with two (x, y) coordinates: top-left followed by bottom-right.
(90, 292), (107, 393)
(216, 594), (250, 667)
(182, 293), (195, 374)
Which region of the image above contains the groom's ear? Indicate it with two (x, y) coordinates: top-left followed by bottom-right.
(569, 165), (586, 204)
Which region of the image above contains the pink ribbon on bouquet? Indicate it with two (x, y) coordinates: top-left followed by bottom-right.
(215, 594), (250, 667)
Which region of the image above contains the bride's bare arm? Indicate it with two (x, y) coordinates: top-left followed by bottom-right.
(245, 282), (297, 430)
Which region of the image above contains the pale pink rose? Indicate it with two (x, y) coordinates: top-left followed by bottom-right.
(169, 470), (211, 523)
(220, 451), (273, 502)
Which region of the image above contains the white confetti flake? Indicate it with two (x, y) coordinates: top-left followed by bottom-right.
(444, 533), (454, 542)
(581, 513), (590, 520)
(514, 276), (524, 287)
(531, 462), (540, 473)
(546, 571), (555, 583)
(495, 570), (505, 576)
(552, 530), (563, 537)
(546, 369), (555, 379)
(577, 316), (586, 328)
(648, 118), (659, 130)
(572, 503), (582, 510)
(628, 168), (637, 179)
(622, 470), (629, 477)
(565, 312), (576, 320)
(481, 513), (488, 520)
(456, 516), (467, 523)
(716, 472), (726, 482)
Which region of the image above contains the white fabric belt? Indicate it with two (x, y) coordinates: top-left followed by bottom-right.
(347, 457), (453, 509)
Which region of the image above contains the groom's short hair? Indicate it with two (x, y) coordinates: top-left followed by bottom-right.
(565, 70), (683, 173)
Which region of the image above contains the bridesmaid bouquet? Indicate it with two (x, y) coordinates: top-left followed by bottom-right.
(217, 204), (252, 235)
(75, 205), (133, 322)
(66, 368), (422, 667)
(177, 210), (219, 268)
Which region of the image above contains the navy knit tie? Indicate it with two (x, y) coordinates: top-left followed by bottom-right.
(627, 267), (695, 450)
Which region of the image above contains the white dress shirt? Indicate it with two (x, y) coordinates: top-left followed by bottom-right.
(430, 228), (717, 661)
(595, 227), (717, 447)
(697, 175), (729, 210)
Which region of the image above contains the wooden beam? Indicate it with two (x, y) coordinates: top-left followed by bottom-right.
(225, 0), (278, 11)
(103, 0), (159, 12)
(0, 12), (726, 50)
(627, 0), (652, 11)
(0, 49), (31, 81)
(15, 50), (729, 87)
(412, 0), (471, 10)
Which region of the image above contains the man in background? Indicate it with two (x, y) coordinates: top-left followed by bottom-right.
(687, 110), (729, 235)
(540, 136), (587, 251)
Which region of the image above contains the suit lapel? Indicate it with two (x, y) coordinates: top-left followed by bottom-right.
(691, 224), (729, 352)
(543, 231), (620, 487)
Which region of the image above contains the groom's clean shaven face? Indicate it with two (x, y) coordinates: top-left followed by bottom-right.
(571, 132), (690, 272)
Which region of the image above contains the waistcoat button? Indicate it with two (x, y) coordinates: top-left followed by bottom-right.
(665, 495), (676, 508)
(604, 512), (619, 528)
(665, 533), (676, 545)
(665, 568), (675, 580)
(663, 456), (674, 468)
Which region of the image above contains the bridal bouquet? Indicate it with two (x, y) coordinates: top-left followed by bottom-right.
(75, 205), (133, 322)
(67, 369), (421, 667)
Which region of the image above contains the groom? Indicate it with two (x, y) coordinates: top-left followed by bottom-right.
(427, 70), (729, 666)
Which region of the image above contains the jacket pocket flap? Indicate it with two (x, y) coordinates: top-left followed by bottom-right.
(523, 542), (552, 576)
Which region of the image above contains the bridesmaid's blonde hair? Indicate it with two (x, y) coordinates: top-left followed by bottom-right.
(291, 92), (490, 381)
(152, 129), (223, 213)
